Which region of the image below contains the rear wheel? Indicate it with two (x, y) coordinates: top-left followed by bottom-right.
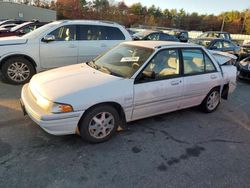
(79, 105), (119, 143)
(201, 88), (220, 113)
(1, 57), (35, 85)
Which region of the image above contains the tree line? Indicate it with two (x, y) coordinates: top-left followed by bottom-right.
(16, 0), (250, 34)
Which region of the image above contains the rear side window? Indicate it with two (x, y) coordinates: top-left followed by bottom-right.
(160, 33), (175, 41)
(104, 26), (125, 40)
(223, 41), (234, 48)
(78, 25), (125, 40)
(182, 49), (216, 75)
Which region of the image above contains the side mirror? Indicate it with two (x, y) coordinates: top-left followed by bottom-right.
(137, 71), (156, 82)
(209, 46), (218, 50)
(42, 35), (55, 43)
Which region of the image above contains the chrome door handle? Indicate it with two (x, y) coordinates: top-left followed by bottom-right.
(171, 80), (181, 86)
(101, 44), (107, 47)
(210, 75), (217, 79)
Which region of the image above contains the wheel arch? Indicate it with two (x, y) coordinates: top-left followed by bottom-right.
(77, 101), (127, 130)
(0, 54), (37, 72)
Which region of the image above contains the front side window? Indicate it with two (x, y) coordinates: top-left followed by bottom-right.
(213, 41), (223, 49)
(143, 49), (180, 79)
(49, 25), (76, 41)
(183, 49), (216, 75)
(89, 44), (154, 78)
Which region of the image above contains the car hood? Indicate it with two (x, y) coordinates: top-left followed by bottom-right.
(0, 36), (27, 46)
(209, 50), (237, 65)
(29, 63), (124, 102)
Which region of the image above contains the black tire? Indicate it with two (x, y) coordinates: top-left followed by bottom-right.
(1, 57), (35, 85)
(79, 105), (119, 143)
(200, 88), (220, 113)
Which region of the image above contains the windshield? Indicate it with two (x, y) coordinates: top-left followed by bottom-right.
(22, 21), (61, 39)
(10, 22), (31, 32)
(88, 44), (154, 78)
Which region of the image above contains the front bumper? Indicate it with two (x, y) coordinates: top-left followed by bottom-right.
(21, 84), (84, 135)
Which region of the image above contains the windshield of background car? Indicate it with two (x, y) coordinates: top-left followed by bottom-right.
(133, 31), (154, 39)
(193, 40), (211, 47)
(93, 44), (154, 78)
(22, 21), (61, 39)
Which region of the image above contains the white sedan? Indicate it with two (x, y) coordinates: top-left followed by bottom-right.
(20, 41), (237, 143)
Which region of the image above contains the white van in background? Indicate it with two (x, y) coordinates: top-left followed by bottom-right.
(0, 20), (132, 84)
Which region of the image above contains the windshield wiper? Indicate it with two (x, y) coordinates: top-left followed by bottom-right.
(101, 66), (123, 77)
(86, 60), (99, 69)
(87, 62), (123, 78)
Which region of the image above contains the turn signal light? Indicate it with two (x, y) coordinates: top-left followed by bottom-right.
(59, 104), (73, 113)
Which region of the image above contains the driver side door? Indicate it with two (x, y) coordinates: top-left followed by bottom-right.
(132, 49), (183, 120)
(39, 25), (78, 69)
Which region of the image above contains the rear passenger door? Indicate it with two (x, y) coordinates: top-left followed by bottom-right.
(181, 48), (221, 109)
(77, 25), (125, 63)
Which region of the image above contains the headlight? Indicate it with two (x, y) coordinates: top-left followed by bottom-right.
(36, 94), (51, 110)
(29, 85), (73, 113)
(37, 95), (73, 113)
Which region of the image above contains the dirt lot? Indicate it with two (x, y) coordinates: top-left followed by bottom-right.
(0, 77), (250, 188)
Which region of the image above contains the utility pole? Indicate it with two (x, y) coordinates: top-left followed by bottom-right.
(241, 9), (250, 34)
(221, 15), (225, 32)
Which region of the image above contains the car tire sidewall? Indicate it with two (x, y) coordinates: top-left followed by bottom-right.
(201, 88), (220, 113)
(2, 57), (35, 85)
(79, 105), (119, 143)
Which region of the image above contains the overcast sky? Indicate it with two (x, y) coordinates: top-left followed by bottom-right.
(122, 0), (250, 15)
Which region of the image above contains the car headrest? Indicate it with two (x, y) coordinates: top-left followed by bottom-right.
(168, 57), (177, 69)
(193, 57), (204, 67)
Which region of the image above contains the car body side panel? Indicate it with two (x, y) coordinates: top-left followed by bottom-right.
(132, 78), (183, 120)
(0, 40), (40, 69)
(181, 72), (222, 108)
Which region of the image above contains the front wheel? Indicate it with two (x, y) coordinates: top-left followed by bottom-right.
(1, 57), (35, 85)
(200, 88), (220, 113)
(79, 105), (119, 143)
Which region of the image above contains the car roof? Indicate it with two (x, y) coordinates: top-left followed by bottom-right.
(211, 38), (232, 42)
(56, 20), (122, 26)
(204, 31), (229, 34)
(122, 41), (201, 49)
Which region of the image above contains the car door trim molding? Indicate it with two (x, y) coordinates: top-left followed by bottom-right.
(134, 95), (183, 108)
